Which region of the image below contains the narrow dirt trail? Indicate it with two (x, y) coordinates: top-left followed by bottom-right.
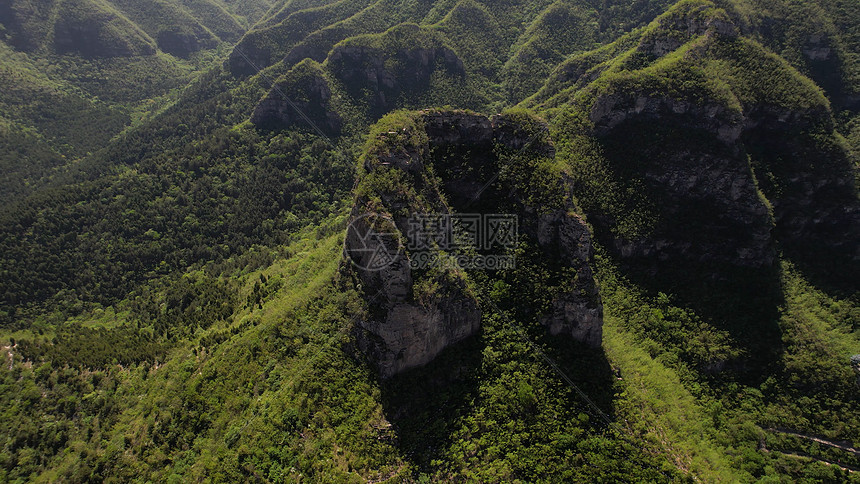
(2, 344), (11, 370)
(768, 428), (860, 457)
(772, 449), (859, 473)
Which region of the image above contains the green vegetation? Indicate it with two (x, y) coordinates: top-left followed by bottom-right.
(0, 127), (353, 326)
(0, 0), (280, 233)
(0, 0), (858, 481)
(0, 42), (130, 158)
(598, 250), (860, 482)
(227, 0), (372, 76)
(432, 0), (505, 79)
(501, 1), (599, 102)
(0, 116), (65, 204)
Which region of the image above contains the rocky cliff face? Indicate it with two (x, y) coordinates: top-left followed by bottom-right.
(586, 97), (851, 283)
(156, 28), (217, 58)
(852, 355), (860, 386)
(346, 111), (603, 377)
(535, 209), (602, 345)
(588, 98), (776, 274)
(250, 25), (467, 132)
(346, 210), (482, 378)
(590, 94), (744, 145)
(569, 5), (858, 285)
(327, 43), (465, 118)
(250, 61), (343, 135)
(744, 120), (860, 283)
(637, 2), (737, 58)
(423, 111), (602, 346)
(344, 207), (482, 378)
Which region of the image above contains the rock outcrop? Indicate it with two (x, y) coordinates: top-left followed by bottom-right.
(423, 111), (602, 346)
(574, 3), (857, 282)
(346, 210), (482, 378)
(346, 111), (603, 377)
(250, 60), (343, 135)
(250, 24), (467, 132)
(590, 94), (744, 145)
(637, 2), (737, 58)
(743, 118), (860, 283)
(852, 355), (860, 386)
(802, 33), (833, 62)
(535, 209), (602, 346)
(327, 42), (465, 118)
(588, 91), (777, 273)
(156, 28), (217, 58)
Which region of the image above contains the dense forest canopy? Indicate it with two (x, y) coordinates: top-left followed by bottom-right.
(0, 0), (858, 482)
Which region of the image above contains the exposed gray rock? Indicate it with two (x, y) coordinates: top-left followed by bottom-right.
(638, 5), (737, 58)
(423, 112), (494, 145)
(364, 126), (427, 175)
(346, 201), (481, 378)
(587, 85), (782, 274)
(852, 355), (860, 386)
(347, 111), (605, 377)
(327, 43), (465, 116)
(250, 69), (343, 134)
(590, 94), (744, 145)
(740, 96), (858, 278)
(344, 211), (413, 306)
(537, 210), (603, 346)
(356, 291), (481, 378)
(803, 34), (832, 61)
(421, 111), (554, 153)
(743, 103), (829, 131)
(587, 68), (838, 275)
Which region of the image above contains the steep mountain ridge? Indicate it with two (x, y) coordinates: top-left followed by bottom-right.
(346, 110), (602, 376)
(530, 0), (858, 291)
(251, 23), (469, 133)
(0, 0), (268, 57)
(0, 0), (274, 202)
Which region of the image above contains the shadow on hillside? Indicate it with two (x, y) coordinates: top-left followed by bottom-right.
(583, 120), (789, 382)
(743, 125), (860, 300)
(780, 236), (859, 301)
(377, 334), (484, 473)
(536, 332), (619, 420)
(377, 325), (620, 475)
(610, 248), (786, 382)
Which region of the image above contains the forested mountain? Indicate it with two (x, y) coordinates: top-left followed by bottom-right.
(0, 0), (858, 482)
(0, 0), (275, 203)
